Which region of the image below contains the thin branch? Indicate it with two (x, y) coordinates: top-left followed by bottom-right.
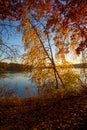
(30, 16), (64, 88)
(0, 23), (17, 28)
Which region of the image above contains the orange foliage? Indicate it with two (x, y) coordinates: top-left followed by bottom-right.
(0, 0), (87, 53)
(0, 0), (23, 20)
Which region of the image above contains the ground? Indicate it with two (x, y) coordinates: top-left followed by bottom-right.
(0, 88), (87, 130)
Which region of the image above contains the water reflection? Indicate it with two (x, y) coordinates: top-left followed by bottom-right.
(73, 68), (87, 84)
(0, 73), (38, 98)
(0, 68), (87, 98)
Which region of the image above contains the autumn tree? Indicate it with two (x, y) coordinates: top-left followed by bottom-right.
(0, 0), (87, 60)
(81, 49), (87, 84)
(0, 0), (23, 21)
(0, 0), (86, 94)
(46, 0), (87, 54)
(19, 14), (64, 90)
(0, 0), (23, 42)
(0, 0), (87, 54)
(0, 0), (24, 63)
(17, 0), (87, 93)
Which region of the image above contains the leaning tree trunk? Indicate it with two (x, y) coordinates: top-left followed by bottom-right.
(30, 20), (64, 89)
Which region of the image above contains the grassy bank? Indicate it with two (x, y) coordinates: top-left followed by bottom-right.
(0, 89), (87, 130)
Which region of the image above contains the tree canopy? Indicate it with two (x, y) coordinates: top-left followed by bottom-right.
(0, 0), (23, 21)
(0, 0), (87, 53)
(0, 0), (87, 89)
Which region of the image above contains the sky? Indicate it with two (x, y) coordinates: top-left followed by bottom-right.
(0, 20), (24, 63)
(0, 19), (82, 64)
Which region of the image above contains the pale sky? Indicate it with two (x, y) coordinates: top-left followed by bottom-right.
(0, 20), (84, 64)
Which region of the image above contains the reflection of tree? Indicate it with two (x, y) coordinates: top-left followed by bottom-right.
(0, 0), (86, 94)
(0, 85), (17, 98)
(81, 50), (87, 84)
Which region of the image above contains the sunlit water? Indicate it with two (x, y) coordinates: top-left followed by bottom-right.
(0, 68), (87, 98)
(73, 68), (87, 83)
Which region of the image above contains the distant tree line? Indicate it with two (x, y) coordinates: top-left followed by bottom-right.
(0, 62), (32, 72)
(0, 62), (87, 73)
(60, 63), (87, 68)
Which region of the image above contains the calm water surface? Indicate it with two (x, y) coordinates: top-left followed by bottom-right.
(0, 73), (38, 98)
(0, 68), (87, 98)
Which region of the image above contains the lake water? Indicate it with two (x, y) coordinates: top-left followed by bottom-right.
(0, 68), (87, 98)
(0, 73), (38, 98)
